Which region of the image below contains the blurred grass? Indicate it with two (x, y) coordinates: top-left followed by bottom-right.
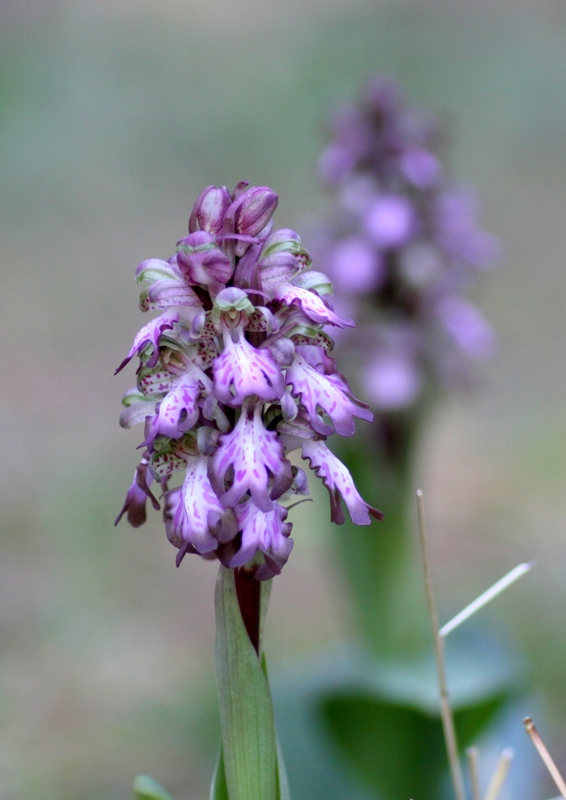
(3, 1), (566, 797)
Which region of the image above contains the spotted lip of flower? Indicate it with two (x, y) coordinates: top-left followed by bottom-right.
(169, 455), (238, 555)
(212, 334), (285, 407)
(229, 499), (293, 580)
(211, 290), (285, 407)
(146, 369), (211, 444)
(208, 403), (293, 512)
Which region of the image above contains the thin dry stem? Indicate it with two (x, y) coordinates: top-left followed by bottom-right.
(524, 717), (566, 799)
(467, 747), (481, 800)
(440, 562), (534, 638)
(416, 489), (467, 800)
(482, 748), (513, 800)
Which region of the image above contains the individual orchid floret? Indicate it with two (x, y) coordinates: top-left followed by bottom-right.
(176, 232), (233, 295)
(285, 350), (372, 437)
(170, 455), (238, 555)
(211, 286), (256, 327)
(301, 440), (382, 526)
(212, 332), (285, 407)
(209, 403), (293, 511)
(274, 280), (354, 329)
(136, 258), (203, 312)
(231, 500), (293, 580)
(115, 309), (180, 373)
(257, 228), (311, 293)
(116, 181), (379, 579)
(114, 456), (160, 528)
(211, 288), (285, 406)
(150, 369), (211, 441)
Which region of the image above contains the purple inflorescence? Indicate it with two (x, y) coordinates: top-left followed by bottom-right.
(116, 181), (381, 579)
(318, 76), (500, 411)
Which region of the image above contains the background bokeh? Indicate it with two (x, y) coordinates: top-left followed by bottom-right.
(2, 1), (566, 798)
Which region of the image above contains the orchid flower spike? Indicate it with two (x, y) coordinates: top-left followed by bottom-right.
(116, 182), (381, 579)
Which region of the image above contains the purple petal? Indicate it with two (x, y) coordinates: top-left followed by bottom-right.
(231, 186), (279, 238)
(285, 352), (372, 437)
(188, 185), (231, 235)
(177, 247), (233, 291)
(301, 440), (382, 525)
(115, 457), (159, 528)
(229, 499), (293, 576)
(115, 309), (179, 374)
(363, 353), (422, 410)
(274, 284), (354, 328)
(171, 456), (227, 553)
(140, 279), (202, 312)
(258, 251), (301, 293)
(212, 331), (285, 407)
(328, 236), (383, 294)
(152, 373), (208, 439)
(208, 404), (293, 511)
(364, 194), (416, 250)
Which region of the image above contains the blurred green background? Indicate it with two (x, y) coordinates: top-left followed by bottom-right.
(2, 1), (566, 798)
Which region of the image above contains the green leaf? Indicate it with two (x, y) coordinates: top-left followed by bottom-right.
(261, 653), (291, 800)
(321, 690), (505, 800)
(210, 747), (230, 800)
(273, 640), (518, 800)
(133, 775), (174, 800)
(214, 566), (278, 800)
(276, 735), (292, 800)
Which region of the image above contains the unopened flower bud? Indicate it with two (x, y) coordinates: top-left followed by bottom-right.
(233, 186), (278, 238)
(188, 185), (231, 235)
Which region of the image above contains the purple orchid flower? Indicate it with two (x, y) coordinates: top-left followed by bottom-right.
(318, 76), (499, 410)
(116, 182), (380, 578)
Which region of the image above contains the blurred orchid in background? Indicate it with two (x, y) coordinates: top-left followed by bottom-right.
(318, 76), (499, 412)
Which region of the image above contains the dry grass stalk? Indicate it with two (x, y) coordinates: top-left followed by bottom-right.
(416, 489), (467, 800)
(524, 717), (566, 799)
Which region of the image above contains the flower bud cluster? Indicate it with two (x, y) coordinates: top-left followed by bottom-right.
(318, 77), (499, 410)
(116, 182), (381, 579)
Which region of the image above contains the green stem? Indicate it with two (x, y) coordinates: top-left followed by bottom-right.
(213, 565), (288, 800)
(333, 406), (431, 658)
